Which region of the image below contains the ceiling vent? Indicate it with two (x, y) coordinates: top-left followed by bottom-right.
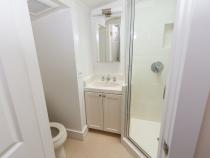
(28, 0), (59, 16)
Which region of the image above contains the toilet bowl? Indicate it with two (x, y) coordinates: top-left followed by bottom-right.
(50, 122), (67, 158)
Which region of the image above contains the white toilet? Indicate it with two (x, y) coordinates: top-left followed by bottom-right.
(50, 122), (67, 158)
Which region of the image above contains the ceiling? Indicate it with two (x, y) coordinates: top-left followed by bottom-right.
(80, 0), (116, 9)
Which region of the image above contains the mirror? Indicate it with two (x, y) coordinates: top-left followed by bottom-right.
(93, 16), (121, 63)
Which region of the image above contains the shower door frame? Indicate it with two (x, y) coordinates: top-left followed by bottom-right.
(124, 0), (162, 157)
(124, 0), (152, 157)
(123, 0), (198, 157)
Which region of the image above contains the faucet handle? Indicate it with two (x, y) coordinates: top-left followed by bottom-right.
(101, 76), (105, 81)
(113, 76), (116, 82)
(106, 74), (111, 81)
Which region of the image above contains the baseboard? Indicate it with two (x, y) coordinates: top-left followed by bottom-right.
(66, 125), (88, 140)
(121, 137), (146, 158)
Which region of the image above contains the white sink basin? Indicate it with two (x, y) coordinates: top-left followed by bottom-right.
(85, 80), (123, 94)
(91, 81), (121, 87)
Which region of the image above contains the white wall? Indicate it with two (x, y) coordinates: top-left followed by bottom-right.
(66, 0), (94, 130)
(91, 0), (125, 75)
(130, 0), (176, 122)
(32, 0), (94, 133)
(32, 9), (83, 131)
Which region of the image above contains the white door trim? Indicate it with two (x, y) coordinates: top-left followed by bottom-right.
(157, 0), (195, 156)
(10, 0), (55, 157)
(159, 0), (210, 157)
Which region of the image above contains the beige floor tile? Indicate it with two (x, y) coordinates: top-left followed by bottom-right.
(65, 129), (134, 158)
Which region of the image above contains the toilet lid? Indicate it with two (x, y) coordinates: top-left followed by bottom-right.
(50, 122), (67, 143)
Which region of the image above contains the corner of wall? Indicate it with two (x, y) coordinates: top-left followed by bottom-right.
(65, 0), (93, 134)
(67, 125), (88, 140)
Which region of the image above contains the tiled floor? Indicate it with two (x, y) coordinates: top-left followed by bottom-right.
(64, 129), (134, 158)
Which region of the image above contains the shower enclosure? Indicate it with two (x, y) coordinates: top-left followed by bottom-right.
(126, 0), (177, 157)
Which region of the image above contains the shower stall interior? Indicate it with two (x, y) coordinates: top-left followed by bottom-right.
(125, 0), (177, 157)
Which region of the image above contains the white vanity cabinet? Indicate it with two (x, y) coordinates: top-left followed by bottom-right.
(85, 92), (104, 130)
(85, 91), (122, 134)
(103, 94), (122, 133)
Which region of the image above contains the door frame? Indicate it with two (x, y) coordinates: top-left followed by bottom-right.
(157, 0), (196, 156)
(122, 0), (210, 157)
(159, 0), (210, 157)
(8, 0), (55, 157)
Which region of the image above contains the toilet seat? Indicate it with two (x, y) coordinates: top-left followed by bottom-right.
(50, 122), (67, 149)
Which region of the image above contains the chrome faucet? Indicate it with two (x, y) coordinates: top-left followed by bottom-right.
(106, 75), (111, 81)
(113, 76), (116, 82)
(101, 76), (105, 81)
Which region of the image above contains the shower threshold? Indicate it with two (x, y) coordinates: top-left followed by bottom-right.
(129, 118), (161, 158)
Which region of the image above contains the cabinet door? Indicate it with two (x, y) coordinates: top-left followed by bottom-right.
(103, 94), (122, 134)
(85, 92), (103, 130)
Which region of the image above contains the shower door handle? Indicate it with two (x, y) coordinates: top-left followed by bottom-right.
(163, 140), (169, 155)
(163, 86), (166, 100)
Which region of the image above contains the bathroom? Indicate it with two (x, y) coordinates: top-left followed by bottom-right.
(1, 0), (210, 158)
(26, 0), (176, 157)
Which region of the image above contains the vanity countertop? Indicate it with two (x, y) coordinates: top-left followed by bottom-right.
(84, 80), (124, 94)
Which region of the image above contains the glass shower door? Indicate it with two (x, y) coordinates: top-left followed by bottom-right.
(128, 0), (177, 157)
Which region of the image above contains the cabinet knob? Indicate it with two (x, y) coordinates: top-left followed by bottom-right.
(103, 95), (106, 97)
(99, 94), (102, 97)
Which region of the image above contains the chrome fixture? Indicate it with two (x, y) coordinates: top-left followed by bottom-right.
(113, 76), (117, 82)
(106, 75), (111, 81)
(101, 76), (105, 81)
(151, 61), (164, 73)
